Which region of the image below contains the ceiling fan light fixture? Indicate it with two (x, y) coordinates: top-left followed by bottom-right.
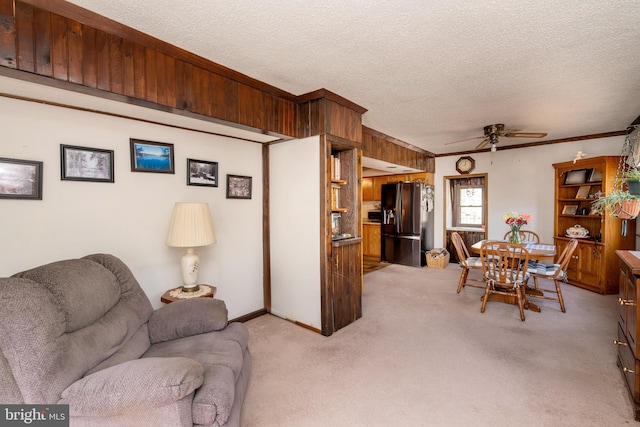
(491, 144), (497, 152)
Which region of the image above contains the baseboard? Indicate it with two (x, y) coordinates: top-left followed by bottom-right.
(230, 308), (268, 323)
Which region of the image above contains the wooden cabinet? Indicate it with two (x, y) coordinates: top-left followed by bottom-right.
(553, 157), (635, 294)
(407, 172), (434, 185)
(373, 176), (390, 201)
(331, 240), (363, 330)
(363, 223), (381, 258)
(362, 177), (374, 201)
(363, 173), (434, 201)
(615, 250), (640, 420)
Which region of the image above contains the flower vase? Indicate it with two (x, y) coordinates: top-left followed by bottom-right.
(508, 228), (521, 244)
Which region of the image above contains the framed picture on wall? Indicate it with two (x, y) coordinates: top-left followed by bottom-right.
(0, 157), (43, 200)
(130, 139), (175, 174)
(226, 174), (252, 199)
(61, 145), (114, 182)
(187, 158), (218, 187)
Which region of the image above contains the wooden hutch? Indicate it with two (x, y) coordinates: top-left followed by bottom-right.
(553, 156), (635, 294)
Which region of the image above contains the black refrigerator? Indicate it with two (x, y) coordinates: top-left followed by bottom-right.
(381, 182), (434, 267)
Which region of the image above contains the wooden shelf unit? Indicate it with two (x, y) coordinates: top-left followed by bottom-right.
(553, 156), (635, 294)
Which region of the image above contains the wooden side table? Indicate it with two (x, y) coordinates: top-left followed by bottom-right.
(161, 284), (217, 304)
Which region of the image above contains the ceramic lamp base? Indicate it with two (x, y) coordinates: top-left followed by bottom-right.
(180, 248), (200, 292)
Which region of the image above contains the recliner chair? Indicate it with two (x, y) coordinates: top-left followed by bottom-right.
(0, 254), (250, 427)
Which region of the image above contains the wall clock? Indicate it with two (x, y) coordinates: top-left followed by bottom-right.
(455, 156), (475, 174)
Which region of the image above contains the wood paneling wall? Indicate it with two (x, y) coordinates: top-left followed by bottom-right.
(297, 89), (366, 143)
(363, 126), (435, 172)
(1, 0), (434, 166)
(0, 0), (297, 138)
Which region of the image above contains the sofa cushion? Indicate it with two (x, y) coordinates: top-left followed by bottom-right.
(143, 322), (249, 425)
(60, 357), (204, 415)
(148, 298), (229, 344)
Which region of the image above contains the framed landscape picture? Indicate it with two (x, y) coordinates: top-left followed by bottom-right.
(130, 139), (174, 174)
(226, 174), (252, 199)
(187, 158), (218, 187)
(0, 157), (43, 200)
(61, 145), (114, 182)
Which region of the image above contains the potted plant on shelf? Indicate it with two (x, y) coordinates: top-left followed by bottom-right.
(591, 189), (640, 219)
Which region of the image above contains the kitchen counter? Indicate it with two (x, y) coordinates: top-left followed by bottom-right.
(363, 221), (381, 225)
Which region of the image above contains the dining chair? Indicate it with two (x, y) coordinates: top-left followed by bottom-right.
(503, 229), (540, 243)
(450, 232), (484, 293)
(527, 238), (578, 313)
(479, 241), (530, 321)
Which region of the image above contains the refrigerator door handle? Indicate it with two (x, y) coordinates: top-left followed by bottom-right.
(387, 234), (420, 240)
(396, 184), (402, 234)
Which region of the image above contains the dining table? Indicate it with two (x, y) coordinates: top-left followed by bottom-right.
(470, 240), (556, 261)
(470, 239), (557, 313)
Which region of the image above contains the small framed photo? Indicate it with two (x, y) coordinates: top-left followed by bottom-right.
(0, 157), (43, 200)
(587, 168), (602, 183)
(187, 158), (218, 187)
(61, 145), (114, 182)
(226, 174), (252, 199)
(130, 139), (174, 174)
(562, 205), (578, 215)
(563, 169), (589, 185)
(575, 185), (590, 199)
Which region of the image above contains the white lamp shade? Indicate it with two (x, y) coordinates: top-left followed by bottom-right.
(166, 202), (217, 247)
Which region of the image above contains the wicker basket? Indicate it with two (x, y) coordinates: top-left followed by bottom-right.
(426, 249), (450, 269)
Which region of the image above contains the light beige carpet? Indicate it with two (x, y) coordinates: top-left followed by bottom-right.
(241, 263), (633, 426)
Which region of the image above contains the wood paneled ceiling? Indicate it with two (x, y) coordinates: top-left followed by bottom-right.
(63, 0), (640, 155)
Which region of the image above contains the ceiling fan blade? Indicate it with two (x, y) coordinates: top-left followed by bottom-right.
(502, 132), (547, 138)
(476, 138), (490, 149)
(444, 135), (484, 145)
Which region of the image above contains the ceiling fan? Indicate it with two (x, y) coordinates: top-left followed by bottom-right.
(445, 124), (547, 151)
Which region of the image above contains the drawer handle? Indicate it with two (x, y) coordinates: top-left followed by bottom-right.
(619, 297), (637, 306)
(614, 340), (629, 346)
(624, 367), (636, 374)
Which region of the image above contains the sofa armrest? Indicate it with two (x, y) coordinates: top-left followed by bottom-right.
(59, 357), (203, 416)
(148, 298), (229, 344)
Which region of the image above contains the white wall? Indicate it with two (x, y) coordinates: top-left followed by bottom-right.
(433, 136), (625, 247)
(269, 136), (322, 330)
(0, 94), (264, 318)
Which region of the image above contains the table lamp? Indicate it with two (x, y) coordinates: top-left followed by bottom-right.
(166, 202), (217, 292)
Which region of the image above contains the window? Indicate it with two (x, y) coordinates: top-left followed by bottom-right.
(449, 176), (486, 228)
(458, 185), (483, 226)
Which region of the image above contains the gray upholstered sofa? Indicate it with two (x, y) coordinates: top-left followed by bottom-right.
(0, 254), (251, 427)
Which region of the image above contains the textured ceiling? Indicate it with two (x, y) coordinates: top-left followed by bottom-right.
(66, 0), (640, 155)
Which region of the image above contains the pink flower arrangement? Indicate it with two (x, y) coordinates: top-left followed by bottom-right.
(502, 212), (532, 226)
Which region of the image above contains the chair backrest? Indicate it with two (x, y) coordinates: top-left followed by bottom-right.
(480, 241), (530, 285)
(451, 232), (471, 266)
(503, 229), (540, 243)
(554, 239), (579, 277)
